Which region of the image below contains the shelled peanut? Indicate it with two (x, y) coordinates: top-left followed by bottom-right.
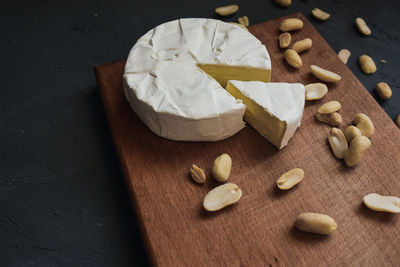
(375, 82), (392, 100)
(338, 49), (351, 64)
(215, 5), (239, 16)
(274, 0), (291, 7)
(359, 55), (376, 74)
(292, 38), (312, 53)
(294, 212), (337, 235)
(305, 83), (328, 100)
(279, 32), (291, 48)
(355, 17), (371, 36)
(284, 49), (302, 69)
(315, 101), (342, 126)
(311, 8), (330, 21)
(310, 65), (341, 82)
(363, 193), (400, 213)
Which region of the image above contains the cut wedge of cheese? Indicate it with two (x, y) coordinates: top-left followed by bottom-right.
(124, 18), (271, 141)
(197, 64), (270, 88)
(226, 81), (305, 149)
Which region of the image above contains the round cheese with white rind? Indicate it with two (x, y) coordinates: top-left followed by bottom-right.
(124, 18), (271, 141)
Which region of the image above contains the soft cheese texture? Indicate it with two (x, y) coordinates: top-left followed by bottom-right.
(124, 18), (271, 141)
(226, 81), (305, 149)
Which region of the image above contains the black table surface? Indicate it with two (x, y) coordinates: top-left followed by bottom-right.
(1, 0), (399, 266)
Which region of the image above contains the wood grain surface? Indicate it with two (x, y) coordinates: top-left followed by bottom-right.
(95, 13), (400, 266)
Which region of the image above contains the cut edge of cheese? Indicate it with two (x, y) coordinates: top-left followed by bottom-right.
(197, 64), (271, 88)
(226, 80), (305, 149)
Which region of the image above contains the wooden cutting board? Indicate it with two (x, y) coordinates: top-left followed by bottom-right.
(94, 13), (400, 266)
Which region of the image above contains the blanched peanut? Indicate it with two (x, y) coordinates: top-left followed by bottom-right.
(338, 49), (351, 64)
(190, 164), (206, 184)
(238, 16), (249, 27)
(359, 55), (376, 74)
(354, 113), (374, 138)
(363, 193), (400, 213)
(318, 100), (341, 114)
(305, 83), (328, 100)
(274, 0), (291, 7)
(279, 32), (291, 48)
(344, 126), (362, 143)
(276, 168), (304, 190)
(316, 112), (342, 127)
(284, 49), (302, 69)
(375, 82), (392, 100)
(212, 154), (232, 182)
(328, 128), (348, 159)
(280, 18), (303, 32)
(355, 17), (371, 36)
(215, 5), (239, 16)
(311, 8), (330, 21)
(294, 212), (337, 235)
(292, 38), (312, 53)
(344, 136), (371, 167)
(203, 183), (242, 211)
(310, 65), (341, 83)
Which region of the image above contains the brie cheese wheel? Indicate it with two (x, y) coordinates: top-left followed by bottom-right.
(226, 81), (305, 149)
(124, 18), (271, 141)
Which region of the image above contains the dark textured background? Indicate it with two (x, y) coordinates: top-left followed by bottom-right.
(1, 0), (399, 266)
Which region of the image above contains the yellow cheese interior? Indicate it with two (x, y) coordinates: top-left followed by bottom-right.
(226, 81), (286, 149)
(197, 64), (271, 88)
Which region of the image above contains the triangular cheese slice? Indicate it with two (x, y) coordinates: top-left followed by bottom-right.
(226, 81), (305, 149)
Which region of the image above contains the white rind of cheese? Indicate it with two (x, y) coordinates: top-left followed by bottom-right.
(228, 81), (305, 149)
(123, 18), (271, 141)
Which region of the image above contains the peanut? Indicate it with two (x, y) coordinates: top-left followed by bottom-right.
(279, 32), (291, 48)
(305, 83), (328, 100)
(243, 16), (249, 26)
(276, 168), (304, 190)
(215, 4), (239, 16)
(344, 126), (362, 143)
(212, 154), (232, 182)
(238, 16), (249, 27)
(375, 82), (392, 100)
(359, 55), (376, 74)
(354, 113), (374, 138)
(316, 112), (342, 127)
(338, 49), (351, 64)
(294, 212), (337, 235)
(355, 17), (371, 36)
(284, 49), (302, 69)
(280, 18), (303, 32)
(344, 136), (371, 167)
(328, 128), (348, 159)
(363, 193), (400, 213)
(317, 100), (341, 114)
(190, 164), (206, 184)
(274, 0), (291, 7)
(292, 38), (312, 53)
(310, 65), (341, 83)
(203, 183), (242, 211)
(311, 8), (330, 21)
